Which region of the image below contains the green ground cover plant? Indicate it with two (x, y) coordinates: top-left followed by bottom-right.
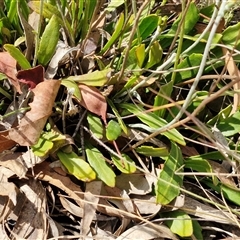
(1, 0), (240, 239)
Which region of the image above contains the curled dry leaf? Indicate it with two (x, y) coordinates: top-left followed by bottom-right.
(0, 52), (21, 93)
(9, 80), (61, 146)
(77, 84), (107, 124)
(17, 65), (44, 89)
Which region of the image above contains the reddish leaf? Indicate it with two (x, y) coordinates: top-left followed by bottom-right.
(77, 84), (107, 124)
(0, 52), (21, 93)
(17, 65), (44, 89)
(0, 130), (16, 152)
(9, 80), (61, 146)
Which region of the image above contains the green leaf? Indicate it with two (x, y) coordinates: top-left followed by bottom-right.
(111, 153), (136, 174)
(32, 135), (53, 157)
(154, 80), (173, 117)
(192, 220), (203, 240)
(80, 0), (97, 39)
(100, 12), (124, 54)
(221, 184), (240, 206)
(169, 2), (199, 35)
(203, 179), (240, 206)
(182, 33), (222, 55)
(135, 44), (145, 68)
(126, 45), (143, 69)
(7, 0), (17, 23)
(107, 98), (128, 134)
(4, 44), (31, 69)
(164, 211), (193, 237)
(156, 142), (183, 205)
(57, 150), (96, 182)
(216, 111), (240, 137)
(185, 158), (217, 185)
(28, 1), (73, 37)
(32, 130), (66, 157)
(61, 80), (81, 100)
(138, 15), (158, 40)
(136, 145), (168, 157)
(222, 22), (240, 48)
(87, 113), (103, 139)
(62, 69), (111, 87)
(37, 15), (60, 66)
(145, 41), (162, 69)
(85, 145), (116, 187)
(120, 103), (186, 145)
(106, 0), (124, 12)
(188, 151), (227, 161)
(207, 105), (232, 126)
(106, 120), (122, 141)
(172, 53), (202, 83)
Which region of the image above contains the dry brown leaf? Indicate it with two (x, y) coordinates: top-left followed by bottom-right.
(10, 180), (48, 239)
(0, 130), (16, 152)
(83, 31), (100, 55)
(47, 216), (64, 238)
(0, 52), (21, 93)
(9, 80), (61, 146)
(81, 181), (102, 236)
(0, 196), (14, 223)
(121, 190), (139, 216)
(103, 186), (131, 235)
(78, 84), (107, 124)
(0, 152), (28, 179)
(222, 48), (240, 115)
(116, 173), (152, 195)
(0, 165), (16, 180)
(34, 161), (84, 208)
(180, 145), (199, 157)
(208, 160), (236, 187)
(0, 224), (9, 239)
(87, 226), (116, 240)
(59, 196), (84, 218)
(0, 182), (18, 206)
(183, 196), (238, 225)
(116, 224), (178, 240)
(20, 149), (46, 168)
(59, 195), (112, 221)
(17, 65), (44, 89)
(45, 42), (79, 78)
(28, 11), (40, 32)
(132, 195), (161, 216)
